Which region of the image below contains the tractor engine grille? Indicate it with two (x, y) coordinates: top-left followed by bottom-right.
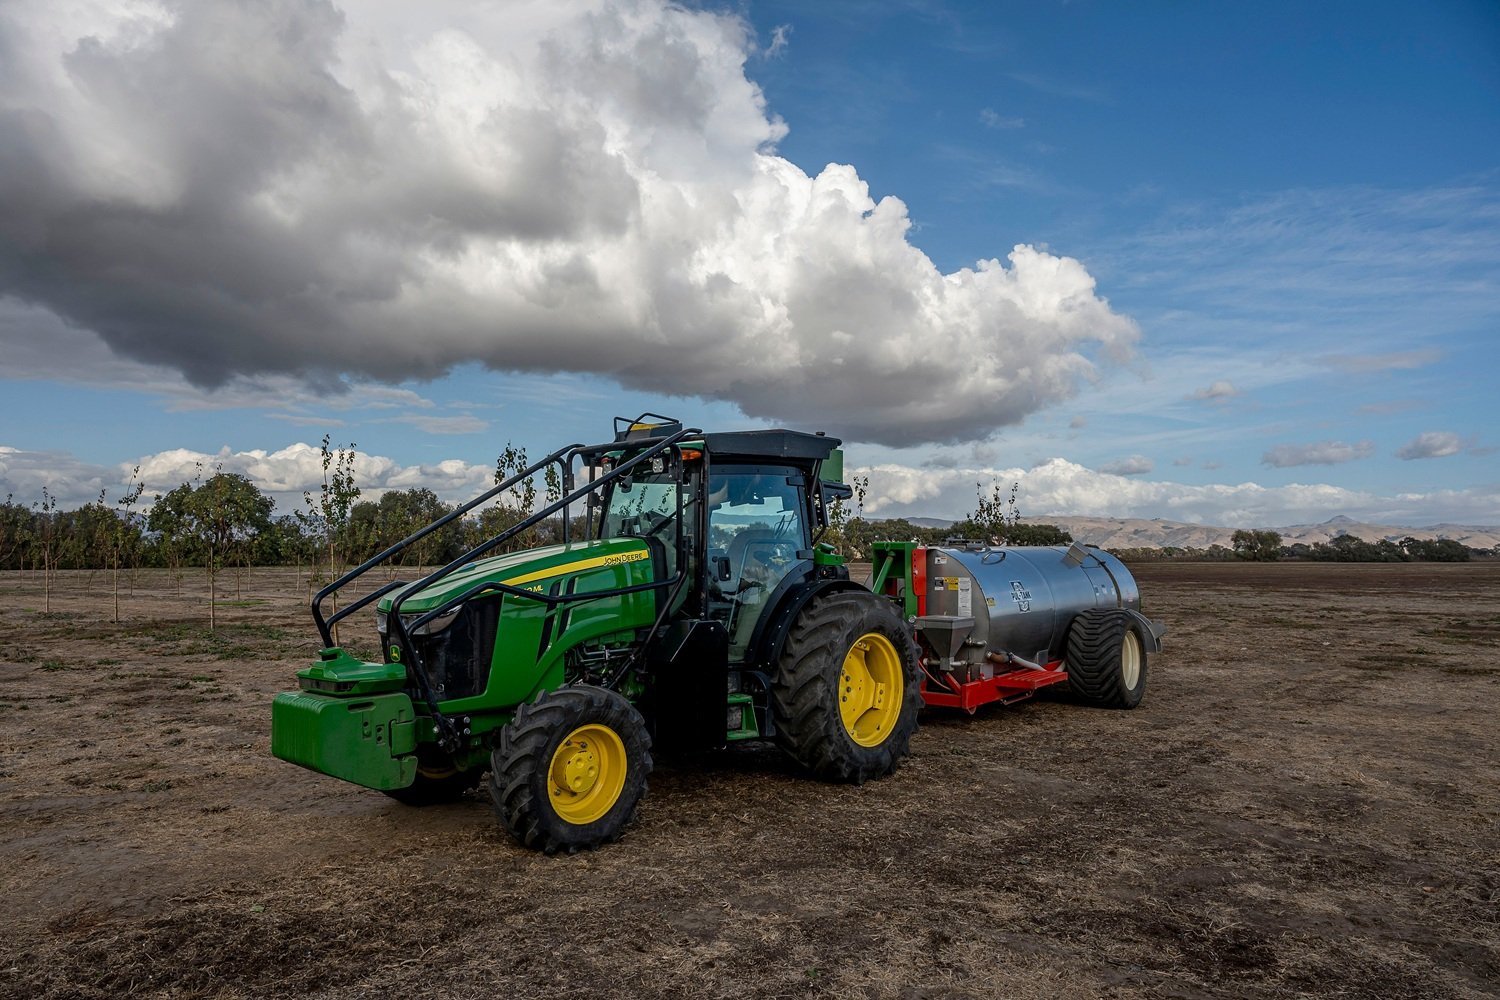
(394, 599), (501, 702)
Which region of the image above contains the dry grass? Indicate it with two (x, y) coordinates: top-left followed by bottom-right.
(1, 563), (1497, 998)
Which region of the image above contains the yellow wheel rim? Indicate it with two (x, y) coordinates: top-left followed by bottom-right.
(547, 723), (627, 825)
(839, 632), (904, 748)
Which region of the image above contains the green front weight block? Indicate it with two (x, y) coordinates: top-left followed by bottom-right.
(271, 690), (418, 791)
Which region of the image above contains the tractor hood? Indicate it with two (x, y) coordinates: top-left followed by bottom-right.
(375, 538), (654, 617)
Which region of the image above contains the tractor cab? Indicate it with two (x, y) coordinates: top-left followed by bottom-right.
(585, 422), (849, 668)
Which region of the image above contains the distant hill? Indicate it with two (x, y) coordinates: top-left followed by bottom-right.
(869, 514), (1500, 550)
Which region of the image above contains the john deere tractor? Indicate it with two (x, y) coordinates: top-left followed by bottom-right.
(272, 415), (923, 853)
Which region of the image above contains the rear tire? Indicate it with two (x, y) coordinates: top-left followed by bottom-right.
(772, 590), (923, 783)
(1065, 609), (1147, 709)
(489, 685), (652, 854)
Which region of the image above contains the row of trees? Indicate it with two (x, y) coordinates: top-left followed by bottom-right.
(4, 457), (1483, 625)
(0, 439), (564, 626)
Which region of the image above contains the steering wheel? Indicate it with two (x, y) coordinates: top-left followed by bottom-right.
(638, 510), (674, 537)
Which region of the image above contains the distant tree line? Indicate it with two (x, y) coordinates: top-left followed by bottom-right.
(3, 470), (1077, 588)
(4, 457), (1485, 615)
(1104, 530), (1485, 564)
(0, 439), (574, 626)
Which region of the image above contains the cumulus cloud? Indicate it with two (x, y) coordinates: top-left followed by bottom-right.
(132, 442), (501, 501)
(1396, 431), (1462, 460)
(0, 441), (508, 510)
(854, 457), (1500, 526)
(0, 446), (113, 505)
(1262, 440), (1375, 468)
(1189, 380), (1239, 402)
(0, 0), (1137, 447)
(1100, 455), (1154, 476)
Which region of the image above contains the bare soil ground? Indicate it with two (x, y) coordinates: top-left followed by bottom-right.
(1, 562), (1497, 999)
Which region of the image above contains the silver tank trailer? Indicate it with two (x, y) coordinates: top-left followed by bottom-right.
(918, 542), (1160, 681)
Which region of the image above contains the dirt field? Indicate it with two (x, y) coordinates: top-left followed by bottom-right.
(1, 561), (1497, 999)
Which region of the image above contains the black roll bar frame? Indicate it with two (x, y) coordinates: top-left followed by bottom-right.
(308, 421), (701, 752)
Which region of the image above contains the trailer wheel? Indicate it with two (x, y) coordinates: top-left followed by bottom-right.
(1065, 609), (1148, 709)
(383, 758), (483, 805)
(772, 590), (923, 783)
(489, 685), (652, 854)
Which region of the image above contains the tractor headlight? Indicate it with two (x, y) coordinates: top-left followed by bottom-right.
(375, 608), (461, 636)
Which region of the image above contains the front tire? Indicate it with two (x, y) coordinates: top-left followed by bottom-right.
(771, 590), (923, 783)
(1065, 609), (1148, 709)
(489, 686), (652, 854)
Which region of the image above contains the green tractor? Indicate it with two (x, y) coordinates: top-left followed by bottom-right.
(272, 415), (923, 853)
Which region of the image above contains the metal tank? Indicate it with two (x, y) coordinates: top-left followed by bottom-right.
(918, 541), (1159, 682)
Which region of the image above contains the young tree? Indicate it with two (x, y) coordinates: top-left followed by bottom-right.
(471, 442), (541, 553)
(185, 472), (274, 629)
(967, 481), (1021, 543)
(952, 481), (1072, 547)
(97, 468), (146, 622)
(833, 473), (875, 561)
(116, 468), (146, 598)
(302, 436), (361, 641)
(73, 489), (115, 594)
(31, 487), (58, 612)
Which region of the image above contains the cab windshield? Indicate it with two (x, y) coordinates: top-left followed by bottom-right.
(595, 463), (695, 584)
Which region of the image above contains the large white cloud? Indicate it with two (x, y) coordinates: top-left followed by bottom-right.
(129, 442), (491, 505)
(0, 0), (1136, 446)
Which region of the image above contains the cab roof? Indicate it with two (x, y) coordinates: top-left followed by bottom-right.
(702, 429), (841, 463)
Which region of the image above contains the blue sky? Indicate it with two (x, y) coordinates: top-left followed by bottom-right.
(1, 0), (1496, 527)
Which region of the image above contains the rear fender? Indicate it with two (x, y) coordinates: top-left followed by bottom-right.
(749, 576), (869, 670)
(1121, 608), (1166, 653)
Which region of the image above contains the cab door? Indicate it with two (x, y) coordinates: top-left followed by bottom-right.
(703, 464), (810, 662)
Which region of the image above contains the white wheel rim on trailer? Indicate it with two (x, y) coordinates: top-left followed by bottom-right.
(1120, 629), (1142, 690)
